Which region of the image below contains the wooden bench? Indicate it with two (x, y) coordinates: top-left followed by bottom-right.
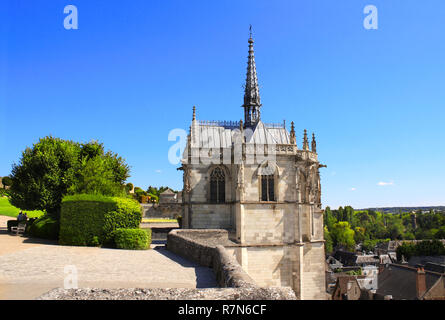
(11, 222), (26, 236)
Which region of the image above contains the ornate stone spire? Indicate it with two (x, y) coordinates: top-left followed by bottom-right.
(243, 25), (261, 127)
(290, 121), (296, 145)
(192, 105), (196, 121)
(311, 133), (317, 153)
(303, 129), (309, 150)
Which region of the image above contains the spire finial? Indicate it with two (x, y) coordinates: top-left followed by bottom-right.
(290, 121), (296, 145)
(311, 133), (317, 153)
(303, 129), (309, 150)
(243, 26), (261, 127)
(192, 106), (196, 121)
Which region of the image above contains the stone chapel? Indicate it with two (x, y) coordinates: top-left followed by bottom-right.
(179, 30), (327, 299)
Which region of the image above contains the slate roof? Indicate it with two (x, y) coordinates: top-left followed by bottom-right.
(190, 120), (290, 149)
(334, 251), (379, 266)
(376, 264), (442, 300)
(408, 255), (445, 268)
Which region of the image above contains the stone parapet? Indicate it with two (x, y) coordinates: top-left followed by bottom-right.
(166, 229), (296, 299)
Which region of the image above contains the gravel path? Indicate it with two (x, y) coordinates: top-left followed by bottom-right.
(0, 216), (217, 300)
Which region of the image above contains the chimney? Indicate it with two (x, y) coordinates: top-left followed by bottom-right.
(416, 267), (427, 299)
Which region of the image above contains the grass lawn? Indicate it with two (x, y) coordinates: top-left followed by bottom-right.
(0, 197), (44, 218)
(141, 218), (178, 223)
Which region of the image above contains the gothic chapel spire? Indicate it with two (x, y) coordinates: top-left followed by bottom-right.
(243, 25), (262, 127)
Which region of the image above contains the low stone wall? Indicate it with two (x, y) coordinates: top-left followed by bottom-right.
(166, 229), (296, 299)
(167, 229), (234, 270)
(142, 203), (182, 219)
(167, 229), (255, 288)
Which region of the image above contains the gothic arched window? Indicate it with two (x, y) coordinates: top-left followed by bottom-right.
(260, 174), (275, 201)
(210, 167), (225, 203)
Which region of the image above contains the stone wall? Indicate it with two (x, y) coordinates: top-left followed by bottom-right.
(188, 204), (233, 229)
(142, 203), (182, 219)
(301, 242), (326, 300)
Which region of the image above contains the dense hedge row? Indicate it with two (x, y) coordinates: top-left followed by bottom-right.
(59, 194), (142, 246)
(114, 228), (151, 250)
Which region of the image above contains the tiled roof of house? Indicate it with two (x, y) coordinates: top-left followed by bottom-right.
(377, 264), (442, 300)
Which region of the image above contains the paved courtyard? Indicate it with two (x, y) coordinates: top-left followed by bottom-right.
(0, 216), (216, 300)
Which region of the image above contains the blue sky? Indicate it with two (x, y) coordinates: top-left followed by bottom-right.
(1, 0), (444, 209)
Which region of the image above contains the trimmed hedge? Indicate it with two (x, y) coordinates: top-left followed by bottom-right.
(59, 194), (142, 247)
(28, 216), (59, 240)
(114, 228), (151, 250)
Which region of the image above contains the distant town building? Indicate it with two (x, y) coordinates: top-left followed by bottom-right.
(334, 250), (379, 267)
(376, 264), (445, 300)
(332, 276), (362, 300)
(357, 265), (378, 291)
(159, 188), (178, 204)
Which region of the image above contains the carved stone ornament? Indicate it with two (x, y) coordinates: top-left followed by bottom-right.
(184, 167), (191, 193)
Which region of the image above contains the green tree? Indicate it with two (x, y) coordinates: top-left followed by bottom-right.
(9, 137), (80, 219)
(68, 141), (129, 197)
(337, 206), (345, 221)
(403, 231), (416, 240)
(331, 221), (356, 251)
(68, 156), (127, 197)
(354, 227), (366, 243)
(324, 206), (336, 231)
(2, 176), (12, 189)
(434, 226), (445, 240)
(9, 137), (130, 219)
(125, 183), (134, 193)
(344, 206), (354, 223)
(324, 226), (333, 254)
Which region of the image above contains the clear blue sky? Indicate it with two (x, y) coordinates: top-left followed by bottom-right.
(1, 0), (444, 209)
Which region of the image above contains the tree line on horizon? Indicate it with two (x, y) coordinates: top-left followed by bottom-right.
(323, 206), (445, 253)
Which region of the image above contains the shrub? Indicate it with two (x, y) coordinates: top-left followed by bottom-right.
(28, 215), (59, 240)
(114, 228), (151, 250)
(59, 194), (142, 247)
(176, 215), (183, 228)
(25, 218), (38, 234)
(140, 195), (148, 204)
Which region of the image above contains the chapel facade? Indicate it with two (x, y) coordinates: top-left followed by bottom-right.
(179, 30), (327, 299)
